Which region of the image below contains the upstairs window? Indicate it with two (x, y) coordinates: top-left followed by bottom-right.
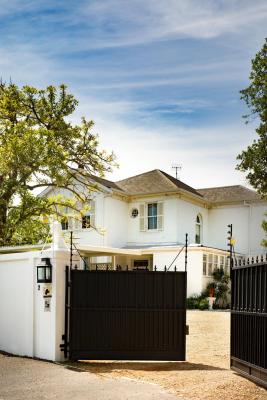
(195, 214), (203, 244)
(60, 200), (95, 231)
(82, 215), (91, 229)
(148, 203), (158, 230)
(61, 217), (68, 231)
(139, 202), (164, 231)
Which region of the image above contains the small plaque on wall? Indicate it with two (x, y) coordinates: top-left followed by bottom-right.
(44, 298), (51, 312)
(43, 284), (52, 298)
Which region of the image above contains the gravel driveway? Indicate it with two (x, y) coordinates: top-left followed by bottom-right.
(1, 311), (266, 400)
(69, 311), (267, 400)
(0, 354), (180, 400)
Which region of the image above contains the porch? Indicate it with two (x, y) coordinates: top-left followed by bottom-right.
(77, 245), (153, 270)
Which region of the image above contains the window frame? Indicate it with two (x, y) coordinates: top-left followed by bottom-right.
(203, 254), (207, 276)
(147, 202), (158, 230)
(195, 214), (203, 244)
(61, 218), (69, 231)
(60, 200), (95, 231)
(82, 215), (91, 229)
(139, 201), (164, 232)
(208, 254), (213, 276)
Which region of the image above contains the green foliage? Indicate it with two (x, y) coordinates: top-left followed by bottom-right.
(262, 218), (267, 247)
(186, 294), (201, 309)
(236, 38), (267, 247)
(208, 267), (230, 309)
(237, 38), (267, 198)
(0, 83), (115, 246)
(186, 293), (208, 310)
(198, 298), (209, 311)
(9, 218), (51, 246)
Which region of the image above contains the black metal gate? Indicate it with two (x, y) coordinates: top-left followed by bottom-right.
(231, 258), (267, 388)
(64, 268), (187, 361)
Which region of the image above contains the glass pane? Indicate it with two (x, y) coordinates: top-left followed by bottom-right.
(37, 267), (45, 281)
(208, 253), (213, 275)
(82, 215), (91, 229)
(61, 220), (68, 230)
(148, 203), (157, 216)
(208, 264), (213, 276)
(203, 255), (207, 275)
(148, 216), (157, 229)
(214, 255), (218, 269)
(46, 267), (51, 281)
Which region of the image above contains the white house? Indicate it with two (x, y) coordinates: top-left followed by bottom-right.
(42, 169), (267, 296)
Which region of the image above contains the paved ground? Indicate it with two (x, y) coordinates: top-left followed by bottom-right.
(0, 353), (178, 400)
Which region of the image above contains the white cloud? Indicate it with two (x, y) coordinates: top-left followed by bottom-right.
(75, 0), (267, 49)
(83, 112), (256, 189)
(0, 0), (262, 191)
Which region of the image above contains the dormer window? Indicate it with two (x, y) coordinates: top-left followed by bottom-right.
(195, 214), (202, 244)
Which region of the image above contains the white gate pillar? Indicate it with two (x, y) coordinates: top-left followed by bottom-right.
(33, 222), (70, 361)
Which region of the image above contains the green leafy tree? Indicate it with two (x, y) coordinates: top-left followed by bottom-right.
(0, 83), (115, 246)
(237, 38), (267, 245)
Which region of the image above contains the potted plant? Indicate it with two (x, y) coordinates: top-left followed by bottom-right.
(207, 282), (216, 298)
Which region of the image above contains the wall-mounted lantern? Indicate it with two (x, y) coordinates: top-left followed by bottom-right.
(37, 258), (52, 283)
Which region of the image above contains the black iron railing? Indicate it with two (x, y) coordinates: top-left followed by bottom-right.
(231, 259), (267, 388)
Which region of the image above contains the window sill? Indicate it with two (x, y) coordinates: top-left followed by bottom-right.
(62, 228), (93, 232)
(141, 229), (163, 232)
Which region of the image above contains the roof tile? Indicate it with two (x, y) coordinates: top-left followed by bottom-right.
(198, 185), (261, 203)
(115, 169), (201, 197)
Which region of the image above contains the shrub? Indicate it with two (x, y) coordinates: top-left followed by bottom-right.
(187, 293), (208, 309)
(198, 298), (209, 310)
(186, 294), (201, 309)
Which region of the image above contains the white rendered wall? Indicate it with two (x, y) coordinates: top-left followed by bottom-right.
(47, 187), (108, 247)
(207, 202), (266, 254)
(176, 198), (208, 245)
(0, 253), (35, 357)
(152, 249), (203, 297)
(127, 196), (208, 247)
(33, 248), (69, 362)
(104, 196), (128, 247)
(62, 191), (106, 247)
(49, 190), (129, 249)
(0, 247), (69, 362)
(127, 196), (179, 246)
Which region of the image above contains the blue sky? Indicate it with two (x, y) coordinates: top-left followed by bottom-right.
(1, 0), (267, 187)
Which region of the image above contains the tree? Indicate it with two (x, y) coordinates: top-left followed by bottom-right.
(236, 38), (267, 245)
(0, 83), (115, 246)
